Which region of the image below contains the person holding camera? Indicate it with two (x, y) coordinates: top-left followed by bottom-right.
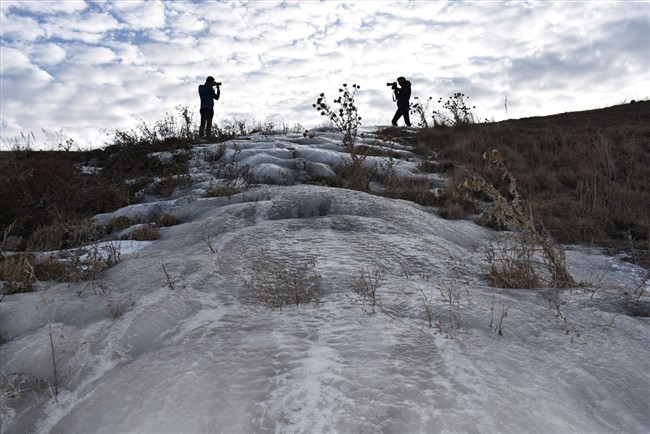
(198, 76), (221, 138)
(389, 77), (412, 127)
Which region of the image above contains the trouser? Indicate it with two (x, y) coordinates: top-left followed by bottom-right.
(199, 107), (214, 137)
(392, 104), (411, 127)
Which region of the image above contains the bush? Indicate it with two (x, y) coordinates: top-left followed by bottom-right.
(457, 150), (575, 288)
(410, 93), (477, 127)
(107, 216), (133, 234)
(25, 218), (105, 251)
(312, 83), (363, 156)
(122, 225), (159, 241)
(484, 235), (541, 289)
(434, 93), (476, 126)
(0, 254), (35, 294)
(311, 84), (383, 192)
(438, 201), (466, 220)
(157, 213), (180, 227)
(244, 254), (321, 309)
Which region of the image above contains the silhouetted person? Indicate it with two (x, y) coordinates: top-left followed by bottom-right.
(391, 77), (411, 127)
(198, 76), (220, 137)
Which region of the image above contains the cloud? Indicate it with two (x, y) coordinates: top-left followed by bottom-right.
(67, 45), (117, 65)
(105, 0), (166, 31)
(0, 0), (87, 15)
(41, 11), (121, 44)
(0, 46), (35, 73)
(28, 42), (67, 66)
(0, 13), (45, 41)
(1, 0), (648, 149)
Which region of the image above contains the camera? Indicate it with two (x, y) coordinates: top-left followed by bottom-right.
(386, 82), (397, 87)
(213, 82), (222, 86)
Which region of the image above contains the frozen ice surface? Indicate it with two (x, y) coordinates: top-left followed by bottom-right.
(1, 131), (649, 434)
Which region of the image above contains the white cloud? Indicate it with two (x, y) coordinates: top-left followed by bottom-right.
(0, 13), (45, 41)
(29, 42), (67, 66)
(106, 0), (166, 31)
(138, 42), (203, 67)
(167, 9), (207, 34)
(105, 41), (145, 66)
(0, 45), (34, 73)
(67, 45), (117, 65)
(37, 12), (121, 43)
(0, 0), (647, 148)
(0, 0), (87, 15)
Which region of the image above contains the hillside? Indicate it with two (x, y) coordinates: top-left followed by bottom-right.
(1, 105), (649, 433)
(2, 101), (649, 266)
(505, 100), (650, 128)
(405, 100), (650, 266)
(0, 123), (650, 434)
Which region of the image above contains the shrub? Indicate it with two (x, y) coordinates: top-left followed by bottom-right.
(217, 117), (250, 139)
(0, 254), (35, 293)
(123, 225), (159, 241)
(331, 161), (377, 192)
(312, 84), (363, 162)
(68, 218), (105, 247)
(0, 149), (133, 248)
(36, 243), (121, 283)
(408, 92), (477, 127)
(244, 254), (321, 309)
(438, 201), (466, 220)
(353, 267), (383, 312)
(484, 235), (541, 289)
(436, 271), (469, 337)
(457, 150), (575, 288)
(410, 96), (434, 128)
(0, 241), (122, 288)
(311, 84), (384, 192)
(434, 93), (476, 126)
(25, 222), (68, 252)
(115, 105), (197, 145)
(157, 213), (180, 227)
(107, 216), (133, 233)
(379, 176), (443, 208)
(25, 218), (105, 251)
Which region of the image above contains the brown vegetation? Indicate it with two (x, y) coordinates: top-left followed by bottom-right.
(410, 101), (650, 267)
(1, 100), (648, 275)
(0, 140), (190, 251)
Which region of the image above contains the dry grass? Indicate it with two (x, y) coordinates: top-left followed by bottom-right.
(107, 216), (133, 233)
(25, 218), (105, 251)
(122, 225), (159, 241)
(243, 253), (321, 309)
(0, 242), (122, 293)
(484, 235), (541, 289)
(0, 254), (35, 293)
(354, 266), (382, 309)
(2, 101), (647, 279)
(157, 213), (181, 227)
(457, 150), (576, 288)
(414, 101), (650, 267)
(0, 137), (191, 251)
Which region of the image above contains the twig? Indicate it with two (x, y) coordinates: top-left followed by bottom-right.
(162, 263), (175, 290)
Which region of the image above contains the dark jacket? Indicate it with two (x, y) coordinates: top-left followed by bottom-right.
(395, 81), (411, 108)
(198, 84), (218, 108)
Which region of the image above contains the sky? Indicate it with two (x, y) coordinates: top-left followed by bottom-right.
(1, 0), (649, 149)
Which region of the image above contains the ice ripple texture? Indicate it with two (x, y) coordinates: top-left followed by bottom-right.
(1, 185), (649, 434)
